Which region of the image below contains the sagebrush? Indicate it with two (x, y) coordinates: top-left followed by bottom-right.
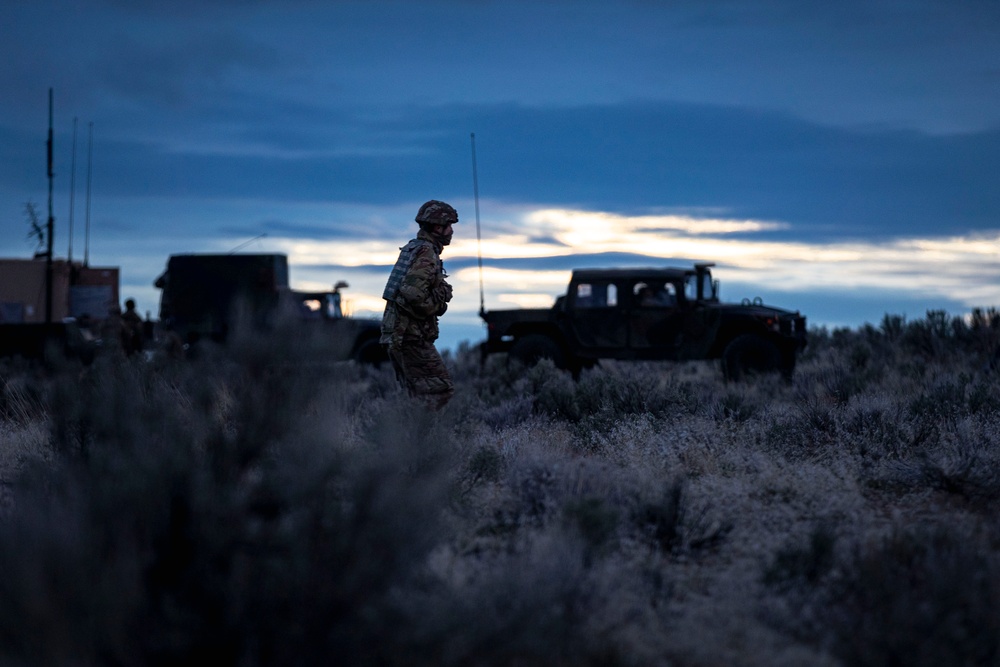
(1, 309), (999, 666)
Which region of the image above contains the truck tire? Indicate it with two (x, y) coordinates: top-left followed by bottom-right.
(779, 349), (797, 383)
(509, 334), (566, 369)
(353, 337), (387, 366)
(722, 334), (781, 381)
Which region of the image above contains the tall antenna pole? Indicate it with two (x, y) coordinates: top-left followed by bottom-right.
(84, 121), (93, 267)
(470, 132), (485, 316)
(45, 88), (55, 324)
(68, 116), (77, 263)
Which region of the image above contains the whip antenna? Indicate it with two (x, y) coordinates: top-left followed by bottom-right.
(470, 132), (485, 316)
(45, 88), (55, 323)
(229, 233), (267, 254)
(84, 121), (93, 267)
(68, 117), (77, 263)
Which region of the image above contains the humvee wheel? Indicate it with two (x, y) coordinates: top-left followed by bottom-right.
(353, 338), (387, 367)
(508, 334), (566, 369)
(722, 334), (781, 381)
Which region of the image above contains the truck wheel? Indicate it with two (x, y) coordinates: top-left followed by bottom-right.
(509, 334), (566, 369)
(779, 350), (797, 383)
(722, 334), (780, 381)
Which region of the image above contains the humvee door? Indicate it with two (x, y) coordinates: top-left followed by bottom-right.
(628, 279), (684, 358)
(567, 279), (628, 352)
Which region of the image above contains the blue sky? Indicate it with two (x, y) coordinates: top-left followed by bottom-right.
(2, 0), (999, 351)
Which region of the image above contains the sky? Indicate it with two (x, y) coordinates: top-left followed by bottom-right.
(2, 0), (999, 352)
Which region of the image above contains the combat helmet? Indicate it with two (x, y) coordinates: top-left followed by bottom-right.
(415, 200), (458, 226)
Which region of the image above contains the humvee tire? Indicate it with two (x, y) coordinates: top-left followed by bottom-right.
(722, 334), (781, 381)
(509, 334), (567, 369)
(353, 337), (387, 366)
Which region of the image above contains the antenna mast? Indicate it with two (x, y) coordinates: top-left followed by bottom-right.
(228, 233), (268, 254)
(68, 117), (77, 263)
(470, 132), (485, 316)
(45, 88), (55, 324)
(84, 121), (93, 267)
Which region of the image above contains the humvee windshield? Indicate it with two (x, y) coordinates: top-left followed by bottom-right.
(633, 281), (677, 307)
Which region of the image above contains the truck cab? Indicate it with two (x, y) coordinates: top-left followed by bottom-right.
(154, 254), (385, 364)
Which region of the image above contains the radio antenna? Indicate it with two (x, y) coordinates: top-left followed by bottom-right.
(470, 132), (485, 316)
(84, 121), (93, 267)
(45, 88), (55, 323)
(68, 117), (77, 263)
(229, 233), (267, 254)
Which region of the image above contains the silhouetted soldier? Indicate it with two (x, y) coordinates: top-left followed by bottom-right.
(121, 298), (144, 356)
(380, 200), (457, 409)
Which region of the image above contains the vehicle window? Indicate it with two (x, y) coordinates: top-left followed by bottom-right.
(301, 299), (323, 317)
(325, 293), (343, 319)
(684, 275), (698, 301)
(702, 273), (715, 300)
(575, 281), (618, 308)
(634, 281), (677, 307)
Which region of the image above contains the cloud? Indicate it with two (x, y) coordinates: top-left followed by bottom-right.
(7, 0), (1000, 134)
(253, 204), (1000, 319)
(220, 219), (363, 242)
(8, 100), (998, 247)
(526, 208), (788, 238)
(95, 34), (282, 108)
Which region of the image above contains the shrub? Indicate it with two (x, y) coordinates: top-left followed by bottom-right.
(763, 523), (837, 591)
(2, 309), (999, 665)
(0, 349), (456, 666)
(821, 525), (1000, 667)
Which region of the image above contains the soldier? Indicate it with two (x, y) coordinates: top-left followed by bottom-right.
(121, 298), (144, 356)
(381, 200), (457, 409)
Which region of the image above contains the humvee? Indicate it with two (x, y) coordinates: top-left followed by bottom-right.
(480, 263), (806, 380)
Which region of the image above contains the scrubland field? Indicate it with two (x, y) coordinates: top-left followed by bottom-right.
(1, 309), (1000, 667)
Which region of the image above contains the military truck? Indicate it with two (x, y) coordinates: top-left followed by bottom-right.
(154, 253), (385, 364)
(480, 263), (807, 380)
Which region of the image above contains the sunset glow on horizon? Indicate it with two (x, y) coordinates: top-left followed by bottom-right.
(265, 207), (1000, 346)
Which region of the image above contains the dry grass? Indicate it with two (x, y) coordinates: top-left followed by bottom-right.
(1, 308), (999, 666)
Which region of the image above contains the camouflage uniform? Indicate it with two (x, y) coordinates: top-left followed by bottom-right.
(381, 202), (456, 409)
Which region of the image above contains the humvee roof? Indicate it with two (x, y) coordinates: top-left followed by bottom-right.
(570, 267), (697, 281)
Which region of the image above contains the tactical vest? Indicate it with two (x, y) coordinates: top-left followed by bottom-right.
(382, 238), (432, 301)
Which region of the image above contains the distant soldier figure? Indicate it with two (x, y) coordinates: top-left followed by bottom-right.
(380, 200), (457, 409)
(121, 298), (144, 356)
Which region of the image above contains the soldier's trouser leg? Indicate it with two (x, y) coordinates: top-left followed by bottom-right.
(388, 338), (455, 410)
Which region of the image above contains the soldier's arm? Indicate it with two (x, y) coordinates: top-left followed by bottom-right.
(397, 245), (447, 318)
